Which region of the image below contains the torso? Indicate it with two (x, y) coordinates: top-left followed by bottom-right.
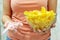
(10, 0), (50, 40)
(11, 0), (48, 20)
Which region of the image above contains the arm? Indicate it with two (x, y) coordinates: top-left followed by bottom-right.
(48, 0), (57, 27)
(48, 0), (57, 13)
(2, 0), (20, 39)
(2, 0), (12, 24)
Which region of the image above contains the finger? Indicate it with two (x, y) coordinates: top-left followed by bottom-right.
(16, 26), (33, 38)
(42, 31), (51, 40)
(7, 24), (26, 38)
(17, 25), (33, 32)
(17, 26), (33, 35)
(18, 27), (32, 32)
(37, 29), (42, 32)
(7, 31), (17, 39)
(8, 29), (25, 40)
(17, 26), (43, 36)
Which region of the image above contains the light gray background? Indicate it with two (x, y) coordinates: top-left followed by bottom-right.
(0, 0), (60, 40)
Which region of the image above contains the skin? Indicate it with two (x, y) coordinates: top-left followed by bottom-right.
(2, 0), (57, 40)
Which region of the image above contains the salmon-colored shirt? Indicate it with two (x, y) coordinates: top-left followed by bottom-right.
(8, 0), (51, 40)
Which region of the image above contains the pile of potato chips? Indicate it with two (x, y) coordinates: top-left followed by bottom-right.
(24, 7), (56, 31)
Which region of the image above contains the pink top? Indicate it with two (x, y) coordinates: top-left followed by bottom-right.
(11, 0), (48, 26)
(10, 0), (50, 40)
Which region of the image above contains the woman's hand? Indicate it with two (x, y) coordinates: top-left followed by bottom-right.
(4, 21), (24, 40)
(7, 22), (50, 40)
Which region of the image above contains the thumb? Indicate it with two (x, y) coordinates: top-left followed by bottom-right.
(14, 22), (23, 27)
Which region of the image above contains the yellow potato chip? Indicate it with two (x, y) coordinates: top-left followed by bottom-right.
(24, 7), (56, 31)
